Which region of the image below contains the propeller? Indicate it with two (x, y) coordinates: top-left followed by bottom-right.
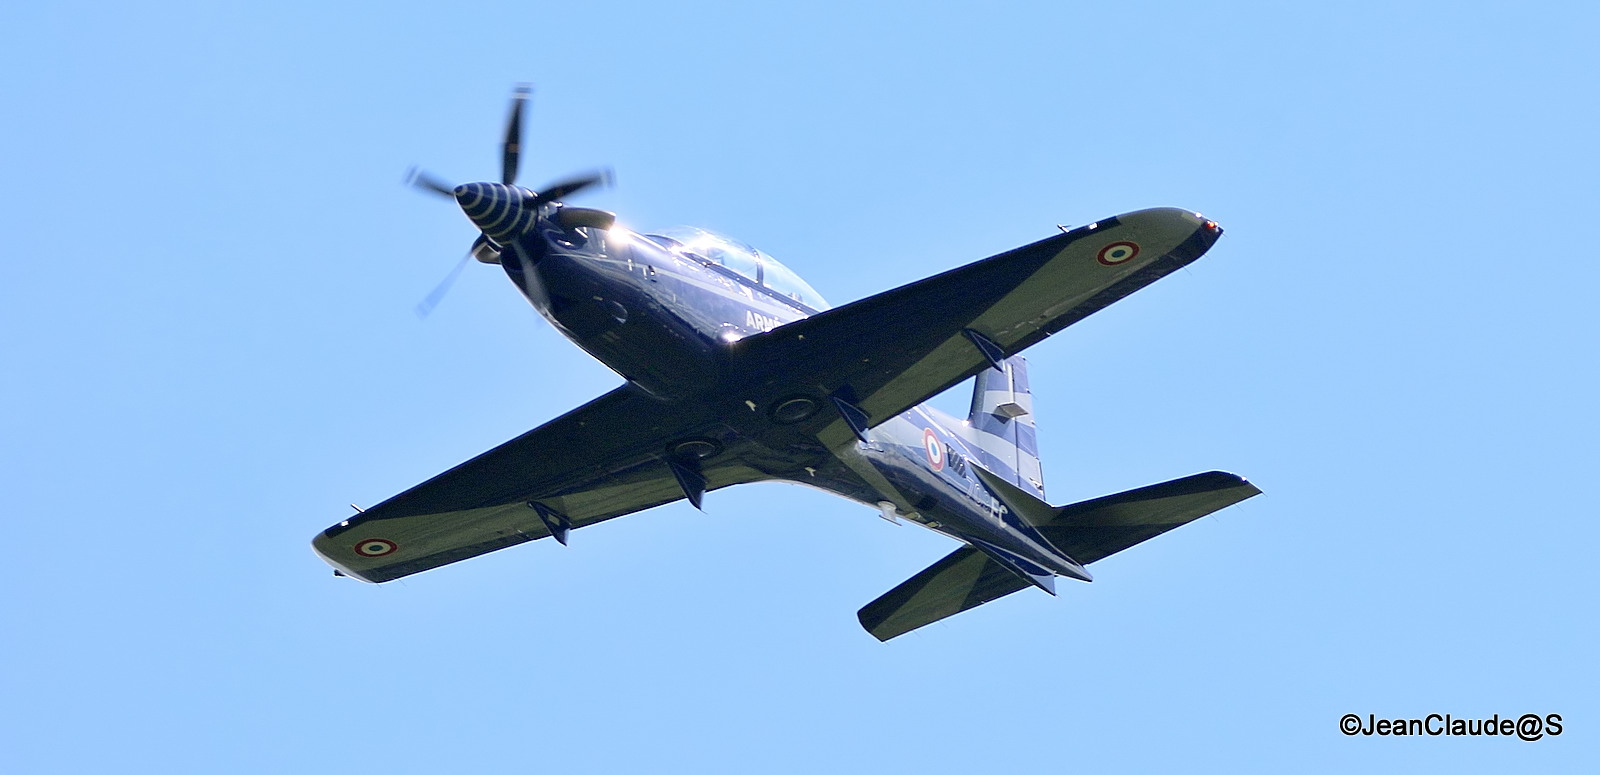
(404, 84), (612, 318)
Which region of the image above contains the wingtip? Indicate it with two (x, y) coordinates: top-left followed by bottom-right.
(856, 608), (898, 642)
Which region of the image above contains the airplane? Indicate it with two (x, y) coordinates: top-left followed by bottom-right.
(313, 87), (1262, 640)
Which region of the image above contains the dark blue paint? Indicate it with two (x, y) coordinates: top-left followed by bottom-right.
(377, 186), (1223, 601)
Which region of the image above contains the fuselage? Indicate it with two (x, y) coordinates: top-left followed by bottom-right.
(493, 206), (1082, 582)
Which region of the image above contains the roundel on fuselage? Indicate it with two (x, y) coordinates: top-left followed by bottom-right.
(923, 428), (944, 471)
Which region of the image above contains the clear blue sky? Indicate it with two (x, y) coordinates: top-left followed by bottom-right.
(3, 1), (1596, 772)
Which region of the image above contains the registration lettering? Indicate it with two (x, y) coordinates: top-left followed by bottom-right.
(745, 310), (781, 333)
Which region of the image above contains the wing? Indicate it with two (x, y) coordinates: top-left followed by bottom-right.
(732, 208), (1221, 449)
(313, 384), (767, 582)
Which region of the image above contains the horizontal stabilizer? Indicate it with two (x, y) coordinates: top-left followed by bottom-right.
(858, 471), (1260, 640)
(1035, 471), (1261, 565)
(857, 546), (1033, 642)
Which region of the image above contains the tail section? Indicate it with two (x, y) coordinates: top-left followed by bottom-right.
(968, 355), (1045, 499)
(858, 471), (1262, 641)
(969, 464), (1094, 583)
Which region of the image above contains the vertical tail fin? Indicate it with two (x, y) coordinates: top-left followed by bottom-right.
(967, 355), (1045, 499)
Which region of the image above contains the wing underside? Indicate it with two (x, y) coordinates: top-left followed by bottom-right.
(315, 207), (1239, 627)
(732, 208), (1222, 451)
(314, 384), (767, 582)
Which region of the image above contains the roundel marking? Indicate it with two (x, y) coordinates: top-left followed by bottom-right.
(355, 538), (398, 558)
(923, 428), (945, 471)
(1097, 241), (1140, 266)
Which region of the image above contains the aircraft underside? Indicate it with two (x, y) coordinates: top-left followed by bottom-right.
(313, 88), (1262, 640)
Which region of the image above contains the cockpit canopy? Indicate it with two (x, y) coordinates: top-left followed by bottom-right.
(643, 226), (829, 310)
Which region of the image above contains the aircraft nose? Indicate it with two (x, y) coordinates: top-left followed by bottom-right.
(453, 182), (532, 241)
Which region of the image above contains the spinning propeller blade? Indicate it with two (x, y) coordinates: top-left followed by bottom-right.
(414, 240), (481, 319)
(406, 166), (457, 199)
(502, 84), (530, 185)
(528, 169), (613, 208)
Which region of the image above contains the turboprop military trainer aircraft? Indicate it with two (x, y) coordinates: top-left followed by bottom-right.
(313, 87), (1261, 640)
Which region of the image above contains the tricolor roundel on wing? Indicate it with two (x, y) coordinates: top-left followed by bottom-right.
(1096, 241), (1140, 265)
(354, 538), (398, 557)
